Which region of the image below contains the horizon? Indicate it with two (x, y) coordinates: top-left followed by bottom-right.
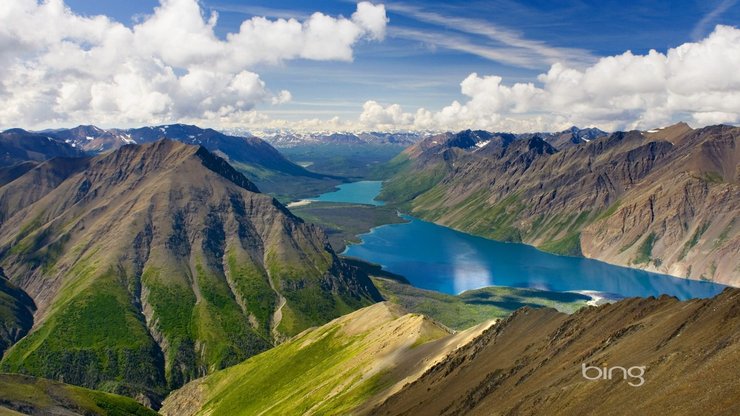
(1, 0), (739, 133)
(3, 120), (716, 137)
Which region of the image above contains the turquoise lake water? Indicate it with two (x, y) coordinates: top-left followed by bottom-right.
(320, 182), (728, 300)
(310, 181), (385, 205)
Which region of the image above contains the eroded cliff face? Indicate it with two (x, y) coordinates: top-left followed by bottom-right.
(581, 172), (738, 283)
(0, 140), (380, 404)
(581, 126), (739, 284)
(383, 124), (739, 286)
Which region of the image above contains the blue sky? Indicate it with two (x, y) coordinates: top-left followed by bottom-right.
(60, 0), (739, 120)
(3, 0), (739, 131)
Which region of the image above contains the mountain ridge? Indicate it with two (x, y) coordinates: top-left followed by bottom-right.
(370, 287), (740, 416)
(0, 139), (380, 405)
(379, 123), (739, 286)
(5, 124), (341, 198)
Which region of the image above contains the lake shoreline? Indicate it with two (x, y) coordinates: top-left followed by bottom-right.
(305, 181), (730, 301)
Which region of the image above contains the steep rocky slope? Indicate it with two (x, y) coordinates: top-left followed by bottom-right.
(371, 288), (740, 416)
(380, 124), (739, 286)
(0, 140), (380, 405)
(161, 302), (494, 416)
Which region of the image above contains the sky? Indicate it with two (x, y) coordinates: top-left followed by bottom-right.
(1, 0), (739, 132)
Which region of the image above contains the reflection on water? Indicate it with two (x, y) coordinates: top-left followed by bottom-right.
(344, 215), (729, 300)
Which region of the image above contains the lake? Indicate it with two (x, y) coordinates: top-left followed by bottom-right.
(310, 180), (385, 206)
(321, 182), (729, 300)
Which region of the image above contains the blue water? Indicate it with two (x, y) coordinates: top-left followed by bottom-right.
(315, 181), (730, 300)
(344, 216), (728, 300)
(310, 181), (385, 206)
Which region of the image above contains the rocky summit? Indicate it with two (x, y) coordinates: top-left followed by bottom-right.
(0, 140), (379, 406)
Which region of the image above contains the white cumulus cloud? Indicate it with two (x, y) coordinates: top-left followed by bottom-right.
(357, 25), (740, 132)
(0, 0), (387, 128)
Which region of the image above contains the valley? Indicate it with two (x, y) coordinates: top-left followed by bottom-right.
(301, 181), (728, 300)
(0, 122), (737, 415)
(1, 1), (738, 414)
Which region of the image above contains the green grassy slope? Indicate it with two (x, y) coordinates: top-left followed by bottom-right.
(291, 202), (407, 252)
(0, 374), (157, 416)
(161, 302), (452, 416)
(373, 278), (589, 330)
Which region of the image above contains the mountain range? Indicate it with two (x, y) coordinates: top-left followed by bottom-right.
(6, 125), (340, 198)
(0, 121), (737, 414)
(0, 139), (380, 406)
(0, 129), (85, 169)
(223, 129), (426, 148)
(379, 123), (739, 286)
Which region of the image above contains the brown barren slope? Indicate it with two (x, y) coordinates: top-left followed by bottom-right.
(371, 288), (740, 416)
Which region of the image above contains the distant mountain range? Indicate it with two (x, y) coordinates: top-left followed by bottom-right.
(222, 129), (427, 148)
(0, 140), (380, 405)
(2, 125), (343, 198)
(379, 123), (739, 286)
(222, 126), (606, 149)
(0, 128), (85, 168)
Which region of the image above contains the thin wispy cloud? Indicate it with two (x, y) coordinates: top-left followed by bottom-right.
(390, 27), (543, 68)
(691, 0), (738, 39)
(206, 3), (310, 20)
(387, 2), (595, 68)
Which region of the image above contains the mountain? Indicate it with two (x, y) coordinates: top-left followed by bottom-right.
(47, 124), (137, 153)
(379, 124), (739, 286)
(371, 287), (740, 416)
(161, 302), (493, 416)
(0, 373), (157, 415)
(519, 126), (609, 150)
(0, 128), (85, 167)
(125, 125), (310, 176)
(229, 129), (425, 148)
(0, 140), (380, 405)
(0, 161), (39, 187)
(44, 124), (335, 198)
